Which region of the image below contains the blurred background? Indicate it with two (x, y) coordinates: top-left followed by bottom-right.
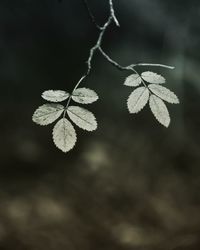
(0, 0), (200, 249)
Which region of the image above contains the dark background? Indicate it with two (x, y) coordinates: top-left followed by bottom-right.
(0, 0), (200, 249)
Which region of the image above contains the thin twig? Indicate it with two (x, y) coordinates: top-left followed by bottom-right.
(98, 47), (128, 70)
(98, 47), (174, 72)
(64, 1), (116, 111)
(82, 0), (102, 30)
(109, 0), (120, 27)
(73, 16), (112, 91)
(131, 63), (175, 70)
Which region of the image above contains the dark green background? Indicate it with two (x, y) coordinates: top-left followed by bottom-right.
(0, 0), (200, 249)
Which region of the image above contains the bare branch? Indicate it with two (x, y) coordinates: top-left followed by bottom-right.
(82, 0), (102, 30)
(69, 2), (117, 96)
(109, 0), (120, 27)
(98, 47), (128, 71)
(131, 63), (175, 70)
(98, 47), (174, 71)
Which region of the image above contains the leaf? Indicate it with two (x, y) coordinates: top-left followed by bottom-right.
(127, 87), (150, 113)
(149, 94), (170, 127)
(53, 118), (77, 153)
(148, 84), (179, 104)
(42, 90), (69, 102)
(141, 71), (166, 84)
(67, 106), (97, 131)
(72, 88), (99, 104)
(32, 104), (64, 126)
(124, 74), (142, 87)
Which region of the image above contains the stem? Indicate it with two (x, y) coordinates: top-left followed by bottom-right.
(82, 0), (102, 30)
(72, 16), (112, 92)
(63, 0), (117, 113)
(99, 47), (174, 71)
(131, 63), (175, 70)
(130, 67), (148, 88)
(98, 47), (128, 71)
(109, 0), (120, 27)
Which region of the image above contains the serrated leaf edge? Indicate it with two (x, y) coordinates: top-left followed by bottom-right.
(149, 94), (170, 127)
(32, 104), (65, 126)
(148, 84), (180, 104)
(52, 118), (77, 153)
(127, 86), (150, 114)
(67, 106), (98, 131)
(72, 87), (99, 104)
(42, 90), (69, 102)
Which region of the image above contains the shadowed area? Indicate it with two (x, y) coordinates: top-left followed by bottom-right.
(0, 0), (200, 249)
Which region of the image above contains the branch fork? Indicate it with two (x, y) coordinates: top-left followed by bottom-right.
(72, 0), (174, 100)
